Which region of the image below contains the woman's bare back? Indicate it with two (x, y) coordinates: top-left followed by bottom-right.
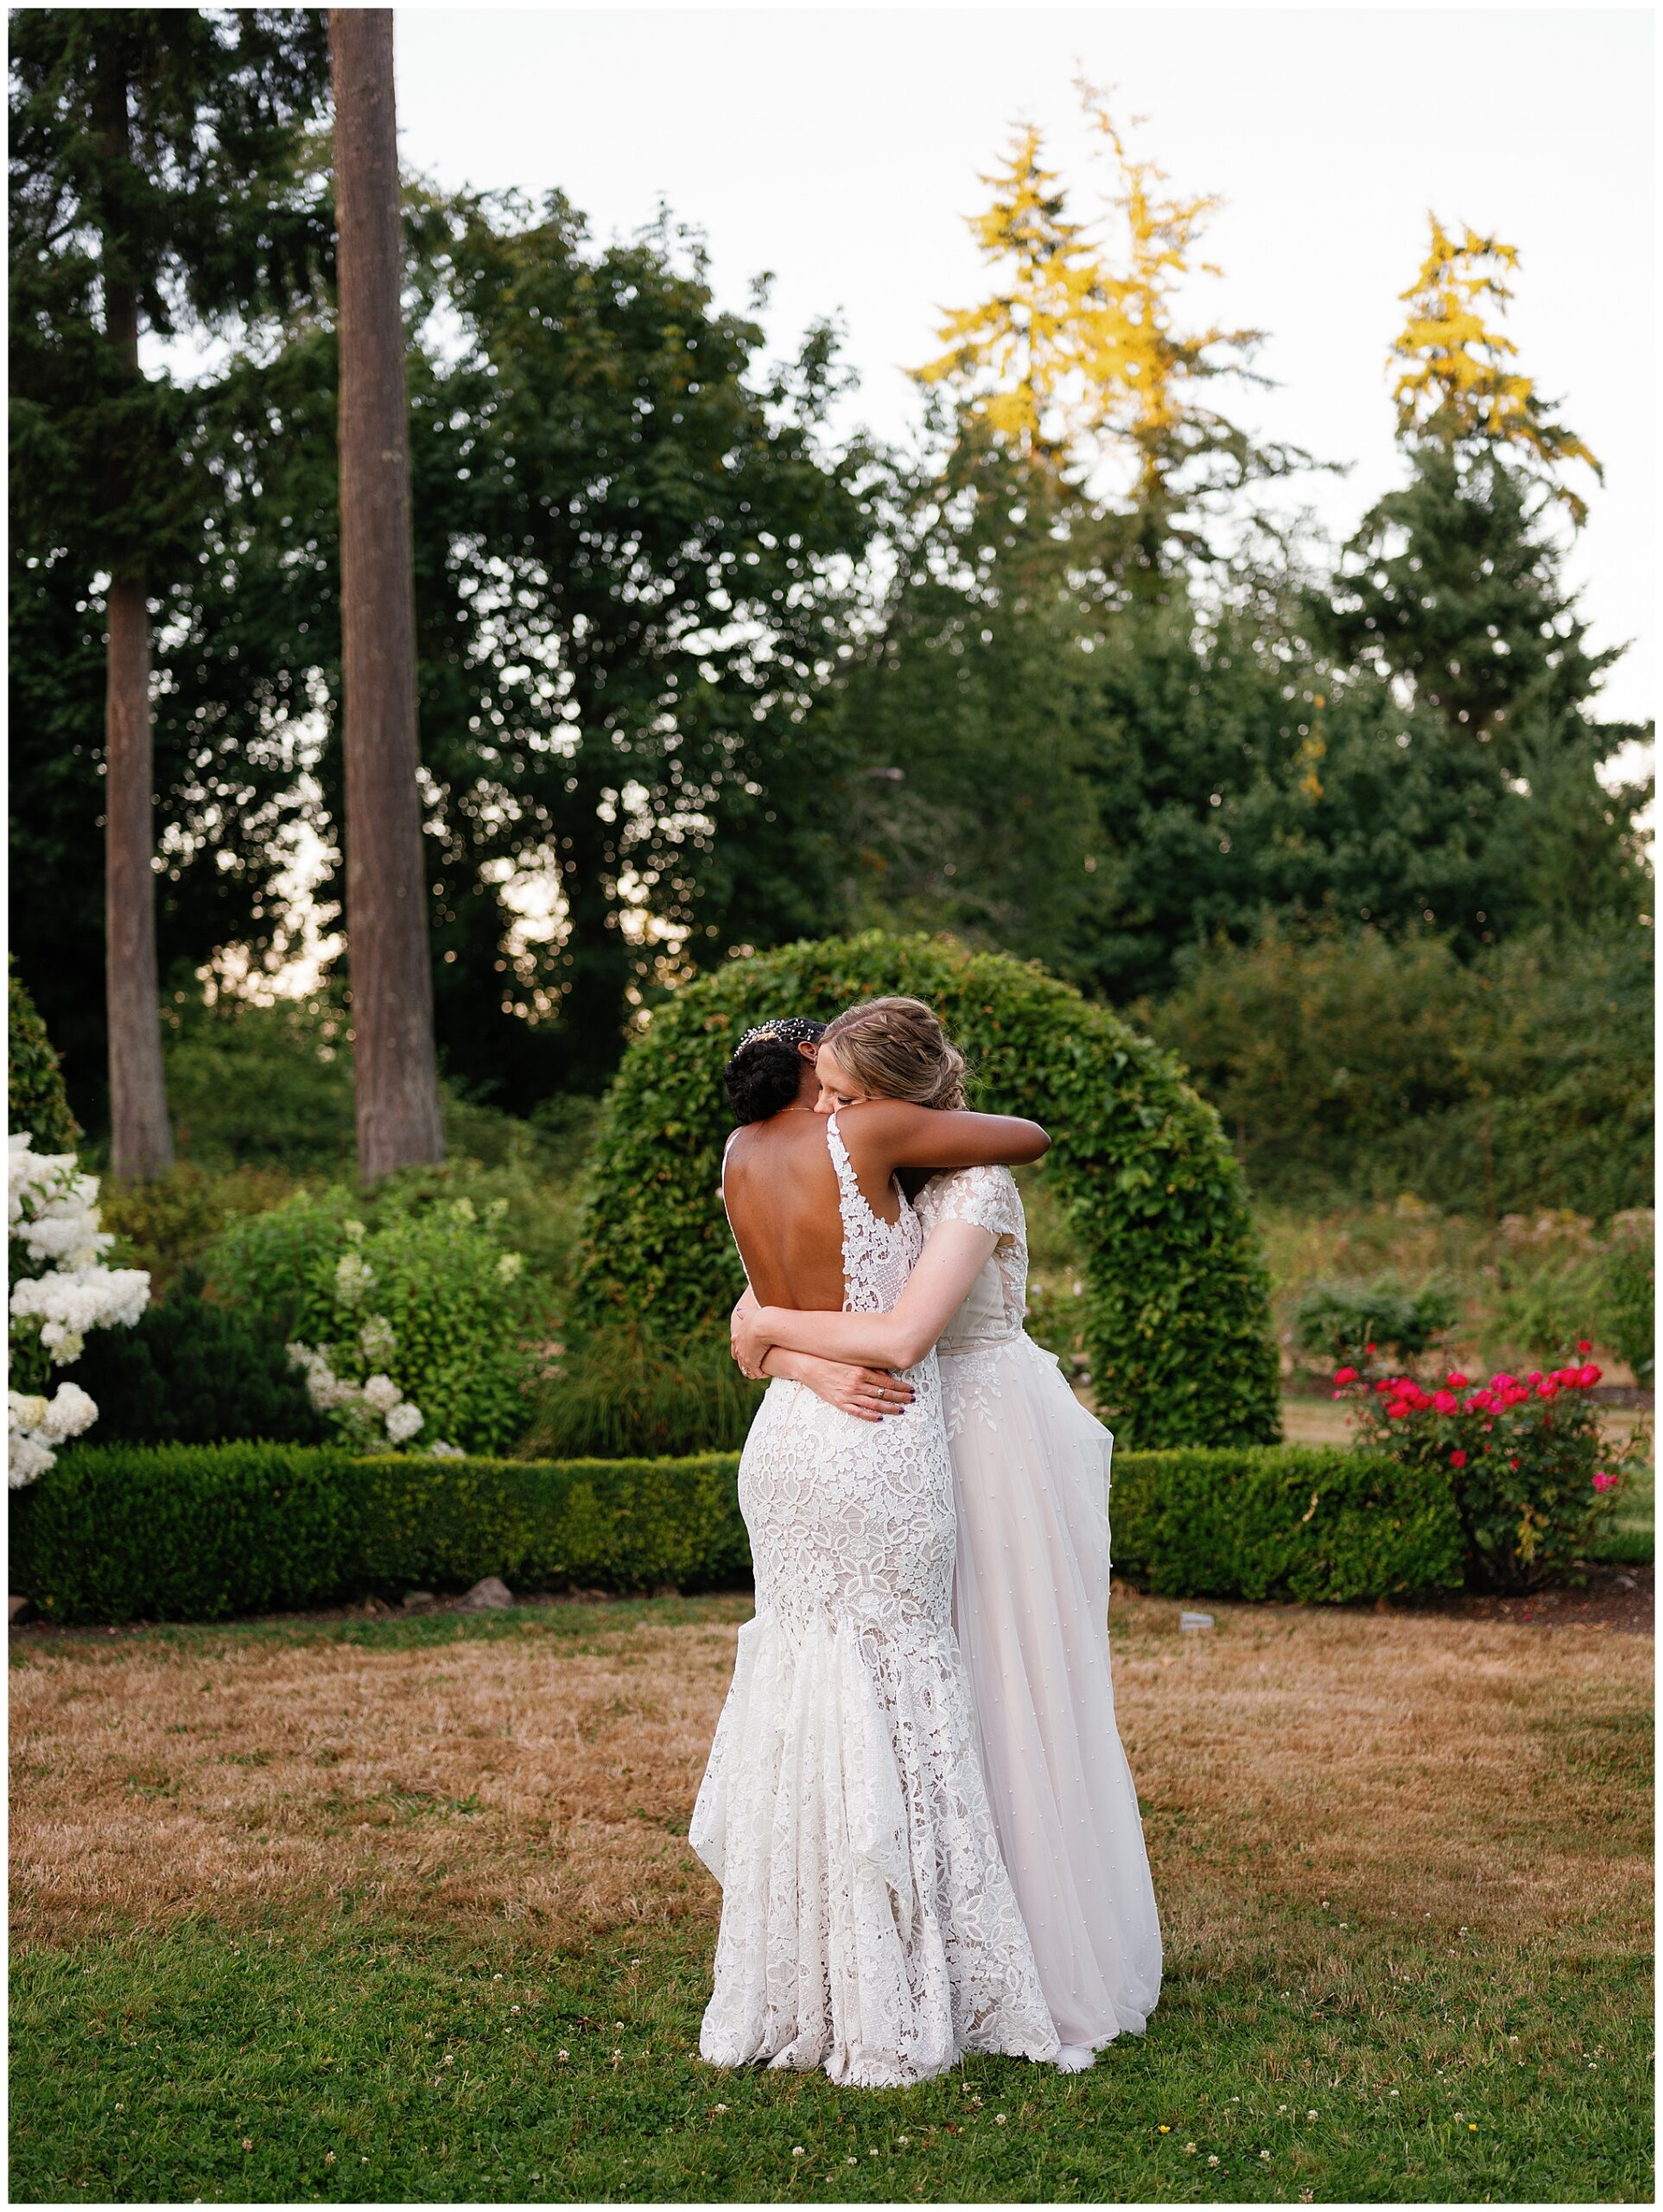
(722, 1115), (851, 1312)
(723, 1101), (1050, 1315)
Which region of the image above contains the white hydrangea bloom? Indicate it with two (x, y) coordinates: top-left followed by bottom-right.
(496, 1250), (524, 1283)
(8, 1136), (149, 1483)
(362, 1372), (403, 1414)
(428, 1439), (465, 1459)
(11, 1265), (150, 1360)
(333, 1249), (375, 1307)
(9, 1380), (98, 1488)
(287, 1342), (361, 1412)
(384, 1400), (424, 1444)
(359, 1314), (397, 1365)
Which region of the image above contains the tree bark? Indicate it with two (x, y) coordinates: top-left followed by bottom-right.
(99, 60), (173, 1179)
(329, 8), (444, 1179)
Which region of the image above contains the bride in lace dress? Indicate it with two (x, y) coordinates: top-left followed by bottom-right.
(691, 1018), (1063, 2088)
(733, 999), (1162, 2065)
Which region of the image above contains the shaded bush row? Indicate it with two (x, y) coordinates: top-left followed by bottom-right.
(14, 1440), (1470, 1625)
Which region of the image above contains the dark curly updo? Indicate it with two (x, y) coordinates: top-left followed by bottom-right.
(723, 1016), (826, 1124)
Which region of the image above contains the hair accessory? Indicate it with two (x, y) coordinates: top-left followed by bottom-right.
(736, 1016), (824, 1052)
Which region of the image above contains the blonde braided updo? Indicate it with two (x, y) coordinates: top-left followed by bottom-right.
(820, 996), (968, 1109)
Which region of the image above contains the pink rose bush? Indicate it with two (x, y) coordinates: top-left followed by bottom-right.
(1334, 1346), (1646, 1591)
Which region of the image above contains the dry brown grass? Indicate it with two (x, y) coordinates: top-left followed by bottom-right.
(11, 1597), (1651, 1971)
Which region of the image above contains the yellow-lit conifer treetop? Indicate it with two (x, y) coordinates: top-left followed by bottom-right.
(1390, 216), (1602, 522)
(916, 82), (1266, 511)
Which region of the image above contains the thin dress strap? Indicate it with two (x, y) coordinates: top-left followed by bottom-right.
(826, 1109), (920, 1314)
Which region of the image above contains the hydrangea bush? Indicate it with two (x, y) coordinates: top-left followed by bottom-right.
(1333, 1343), (1646, 1591)
(208, 1189), (543, 1457)
(9, 1134), (150, 1485)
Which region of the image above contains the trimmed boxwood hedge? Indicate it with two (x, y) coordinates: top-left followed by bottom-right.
(12, 1440), (1460, 1625)
(10, 1445), (749, 1626)
(1108, 1446), (1464, 1604)
(574, 931), (1281, 1450)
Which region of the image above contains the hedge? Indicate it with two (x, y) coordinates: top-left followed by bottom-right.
(1108, 1446), (1464, 1604)
(12, 1440), (1462, 1625)
(574, 931), (1281, 1449)
(10, 1445), (748, 1626)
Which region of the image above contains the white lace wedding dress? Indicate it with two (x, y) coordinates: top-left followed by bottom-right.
(690, 1114), (1058, 2087)
(916, 1164), (1163, 2055)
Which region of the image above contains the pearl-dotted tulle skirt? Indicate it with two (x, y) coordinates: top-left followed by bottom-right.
(943, 1331), (1164, 2051)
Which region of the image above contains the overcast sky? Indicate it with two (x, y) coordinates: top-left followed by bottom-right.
(390, 2), (1655, 755)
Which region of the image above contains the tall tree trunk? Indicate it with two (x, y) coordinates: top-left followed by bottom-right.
(328, 8), (444, 1179)
(99, 62), (173, 1179)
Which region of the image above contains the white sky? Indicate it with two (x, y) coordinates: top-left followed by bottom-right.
(391, 1), (1656, 752)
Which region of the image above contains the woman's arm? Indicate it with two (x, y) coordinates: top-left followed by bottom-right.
(731, 1289), (914, 1420)
(853, 1098), (1050, 1171)
(756, 1345), (915, 1422)
(739, 1219), (998, 1374)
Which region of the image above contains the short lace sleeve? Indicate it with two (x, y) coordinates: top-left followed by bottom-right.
(918, 1164), (1021, 1243)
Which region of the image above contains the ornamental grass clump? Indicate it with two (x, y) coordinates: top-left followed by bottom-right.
(1333, 1343), (1646, 1592)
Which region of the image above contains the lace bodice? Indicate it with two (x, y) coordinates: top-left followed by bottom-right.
(827, 1110), (922, 1312)
(915, 1164), (1029, 1351)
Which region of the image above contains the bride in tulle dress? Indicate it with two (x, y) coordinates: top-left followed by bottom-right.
(733, 998), (1163, 2065)
(690, 1016), (1064, 2088)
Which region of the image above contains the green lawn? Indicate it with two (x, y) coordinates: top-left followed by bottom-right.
(12, 1906), (1650, 2205)
(10, 1598), (1652, 2204)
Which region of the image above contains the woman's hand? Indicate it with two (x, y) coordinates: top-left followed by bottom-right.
(730, 1294), (772, 1380)
(725, 1292), (765, 1371)
(769, 1349), (916, 1423)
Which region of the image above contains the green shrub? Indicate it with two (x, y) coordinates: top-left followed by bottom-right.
(1145, 920), (1653, 1217)
(1599, 1222), (1654, 1382)
(207, 1186), (547, 1455)
(1292, 1276), (1458, 1363)
(11, 1444), (748, 1624)
(8, 959), (79, 1153)
(519, 1323), (764, 1459)
(575, 931), (1280, 1449)
(1108, 1446), (1464, 1603)
(66, 1270), (327, 1447)
(98, 1162), (303, 1300)
(162, 994), (357, 1171)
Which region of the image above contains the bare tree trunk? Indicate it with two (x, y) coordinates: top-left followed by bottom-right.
(104, 573), (174, 1177)
(328, 8), (443, 1179)
(99, 65), (173, 1179)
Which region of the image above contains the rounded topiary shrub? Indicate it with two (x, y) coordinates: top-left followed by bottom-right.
(575, 931), (1279, 1448)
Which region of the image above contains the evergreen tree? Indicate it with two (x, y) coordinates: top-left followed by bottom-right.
(1312, 217), (1649, 933)
(8, 7), (332, 1161)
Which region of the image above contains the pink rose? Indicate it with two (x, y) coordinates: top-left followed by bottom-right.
(1433, 1389), (1458, 1414)
(1450, 1449), (1468, 1468)
(1334, 1366), (1358, 1387)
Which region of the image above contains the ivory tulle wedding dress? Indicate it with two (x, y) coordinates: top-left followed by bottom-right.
(690, 1113), (1059, 2087)
(915, 1163), (1163, 2056)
